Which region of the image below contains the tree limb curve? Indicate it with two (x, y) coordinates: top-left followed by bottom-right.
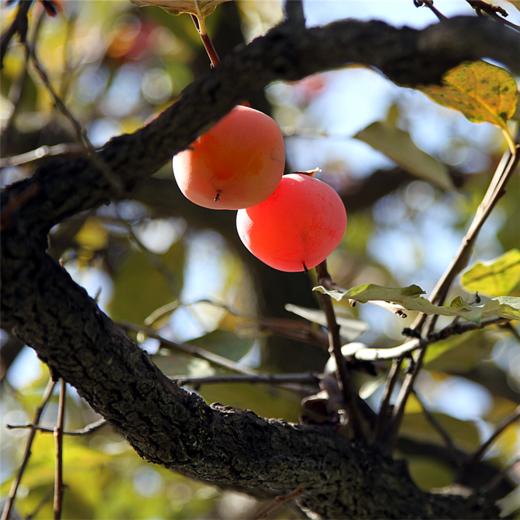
(2, 15), (517, 518)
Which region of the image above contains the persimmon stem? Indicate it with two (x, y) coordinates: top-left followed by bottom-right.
(191, 14), (220, 68)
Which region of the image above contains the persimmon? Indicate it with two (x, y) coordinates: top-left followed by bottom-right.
(172, 105), (285, 210)
(236, 173), (347, 272)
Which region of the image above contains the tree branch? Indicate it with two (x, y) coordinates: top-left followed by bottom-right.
(1, 15), (514, 518)
(2, 17), (519, 232)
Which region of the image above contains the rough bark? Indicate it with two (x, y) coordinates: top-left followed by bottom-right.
(2, 15), (517, 518)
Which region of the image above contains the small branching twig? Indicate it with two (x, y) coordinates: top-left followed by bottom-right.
(315, 260), (363, 439)
(254, 485), (305, 520)
(1, 378), (57, 520)
(351, 317), (509, 362)
(7, 417), (107, 436)
(120, 321), (257, 375)
(467, 405), (520, 466)
(25, 39), (123, 194)
(53, 379), (66, 520)
(413, 0), (447, 21)
(120, 322), (313, 394)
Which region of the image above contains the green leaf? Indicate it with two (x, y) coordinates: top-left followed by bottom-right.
(423, 330), (493, 372)
(401, 411), (481, 453)
(461, 249), (520, 297)
(187, 329), (254, 361)
(354, 122), (454, 191)
(199, 382), (301, 422)
(421, 61), (518, 130)
(109, 241), (185, 324)
(313, 283), (520, 323)
(407, 457), (454, 490)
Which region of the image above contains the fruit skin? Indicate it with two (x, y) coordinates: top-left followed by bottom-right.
(236, 174), (347, 272)
(172, 105), (285, 210)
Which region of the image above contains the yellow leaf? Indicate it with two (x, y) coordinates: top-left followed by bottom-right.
(75, 218), (108, 251)
(421, 61), (518, 130)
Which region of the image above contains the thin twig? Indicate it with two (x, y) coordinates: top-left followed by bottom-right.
(1, 378), (57, 520)
(254, 485), (305, 520)
(0, 143), (84, 169)
(350, 316), (509, 362)
(7, 417), (107, 436)
(315, 260), (363, 439)
(53, 379), (66, 520)
(175, 372), (320, 387)
(373, 358), (402, 443)
(3, 9), (44, 140)
(120, 321), (257, 376)
(480, 456), (520, 493)
(59, 9), (78, 100)
(467, 406), (520, 465)
(413, 390), (462, 463)
(25, 39), (123, 194)
(389, 136), (519, 447)
(284, 0), (306, 26)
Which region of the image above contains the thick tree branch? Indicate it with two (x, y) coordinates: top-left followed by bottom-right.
(2, 16), (519, 233)
(1, 15), (514, 518)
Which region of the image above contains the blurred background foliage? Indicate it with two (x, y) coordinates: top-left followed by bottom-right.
(1, 0), (519, 518)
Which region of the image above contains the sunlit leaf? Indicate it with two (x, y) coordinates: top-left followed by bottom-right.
(354, 122), (454, 191)
(313, 284), (520, 322)
(421, 61), (518, 130)
(75, 217), (108, 251)
(461, 249), (520, 297)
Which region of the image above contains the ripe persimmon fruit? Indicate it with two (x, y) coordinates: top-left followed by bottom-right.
(236, 173), (347, 272)
(172, 105), (285, 210)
